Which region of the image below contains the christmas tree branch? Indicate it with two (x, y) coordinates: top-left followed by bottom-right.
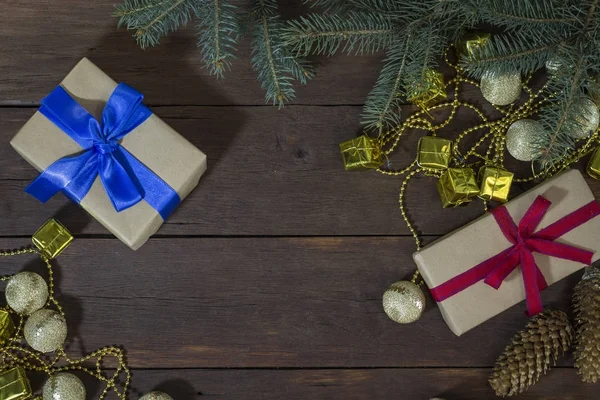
(115, 0), (197, 48)
(251, 0), (312, 107)
(284, 12), (394, 56)
(362, 36), (411, 134)
(197, 0), (239, 77)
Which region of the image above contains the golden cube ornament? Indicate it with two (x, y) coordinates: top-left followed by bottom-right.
(32, 219), (73, 259)
(478, 166), (514, 203)
(407, 69), (446, 110)
(587, 147), (600, 179)
(0, 310), (16, 345)
(0, 367), (32, 400)
(437, 168), (480, 208)
(458, 33), (490, 57)
(339, 135), (382, 171)
(417, 136), (452, 170)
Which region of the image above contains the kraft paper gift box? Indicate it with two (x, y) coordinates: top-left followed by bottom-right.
(11, 58), (207, 250)
(413, 169), (600, 336)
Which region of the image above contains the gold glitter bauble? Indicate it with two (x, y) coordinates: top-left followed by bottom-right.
(480, 70), (522, 106)
(139, 392), (174, 400)
(506, 119), (543, 161)
(24, 309), (67, 353)
(568, 98), (600, 139)
(6, 271), (49, 315)
(43, 373), (86, 400)
(382, 281), (426, 324)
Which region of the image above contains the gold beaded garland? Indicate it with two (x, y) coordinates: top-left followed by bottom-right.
(506, 119), (544, 161)
(382, 280), (426, 324)
(139, 391), (174, 400)
(24, 308), (67, 353)
(6, 271), (49, 315)
(480, 70), (522, 106)
(569, 98), (600, 139)
(43, 373), (86, 400)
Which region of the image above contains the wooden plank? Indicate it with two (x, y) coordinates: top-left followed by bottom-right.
(0, 237), (582, 368)
(31, 368), (598, 400)
(0, 0), (384, 106)
(0, 105), (591, 237)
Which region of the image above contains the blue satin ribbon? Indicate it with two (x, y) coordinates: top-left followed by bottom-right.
(25, 83), (180, 219)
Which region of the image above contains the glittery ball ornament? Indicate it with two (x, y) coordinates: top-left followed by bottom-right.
(43, 373), (86, 400)
(382, 281), (426, 324)
(24, 309), (67, 353)
(139, 391), (174, 400)
(6, 271), (49, 315)
(568, 98), (600, 139)
(506, 119), (543, 161)
(480, 70), (522, 106)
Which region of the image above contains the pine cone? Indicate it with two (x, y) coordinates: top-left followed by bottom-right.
(489, 310), (572, 397)
(573, 266), (600, 383)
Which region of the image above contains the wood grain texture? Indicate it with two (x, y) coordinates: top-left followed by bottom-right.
(0, 238), (582, 369)
(37, 368), (594, 400)
(1, 106), (597, 237)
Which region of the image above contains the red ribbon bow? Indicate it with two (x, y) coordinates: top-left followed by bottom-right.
(430, 196), (600, 316)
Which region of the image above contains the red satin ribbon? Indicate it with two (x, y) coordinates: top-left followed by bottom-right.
(429, 196), (600, 316)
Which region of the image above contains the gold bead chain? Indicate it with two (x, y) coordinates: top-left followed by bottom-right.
(0, 247), (130, 400)
(374, 48), (600, 269)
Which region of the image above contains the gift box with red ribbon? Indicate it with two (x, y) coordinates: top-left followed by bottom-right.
(414, 169), (600, 336)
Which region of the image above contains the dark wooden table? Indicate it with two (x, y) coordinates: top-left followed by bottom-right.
(1, 2), (599, 399)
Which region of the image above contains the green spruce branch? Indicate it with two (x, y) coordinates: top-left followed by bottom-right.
(115, 0), (311, 106)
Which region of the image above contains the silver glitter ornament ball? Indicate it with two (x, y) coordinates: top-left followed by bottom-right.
(382, 281), (426, 324)
(24, 309), (67, 353)
(568, 98), (600, 139)
(506, 119), (543, 161)
(139, 392), (174, 400)
(6, 271), (49, 315)
(43, 373), (86, 400)
(480, 70), (522, 106)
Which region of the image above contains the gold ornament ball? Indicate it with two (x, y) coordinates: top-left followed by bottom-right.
(480, 70), (522, 106)
(382, 281), (426, 324)
(568, 98), (600, 139)
(43, 373), (86, 400)
(6, 271), (49, 315)
(24, 309), (67, 353)
(139, 392), (174, 400)
(506, 119), (543, 161)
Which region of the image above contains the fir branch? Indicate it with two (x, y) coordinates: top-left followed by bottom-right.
(361, 36), (411, 134)
(534, 0), (600, 168)
(115, 0), (198, 48)
(197, 0), (239, 77)
(283, 11), (395, 56)
(251, 0), (312, 107)
(462, 31), (562, 78)
(473, 0), (578, 29)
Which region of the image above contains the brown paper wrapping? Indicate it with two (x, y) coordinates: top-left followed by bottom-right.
(11, 58), (207, 250)
(414, 170), (600, 336)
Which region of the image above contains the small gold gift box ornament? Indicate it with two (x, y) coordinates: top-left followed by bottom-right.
(32, 219), (73, 259)
(0, 310), (16, 345)
(339, 135), (383, 171)
(478, 166), (514, 203)
(417, 136), (453, 171)
(407, 69), (447, 111)
(437, 168), (480, 208)
(0, 367), (32, 400)
(587, 147), (600, 179)
(457, 32), (490, 57)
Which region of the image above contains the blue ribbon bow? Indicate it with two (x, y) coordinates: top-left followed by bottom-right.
(26, 83), (180, 219)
